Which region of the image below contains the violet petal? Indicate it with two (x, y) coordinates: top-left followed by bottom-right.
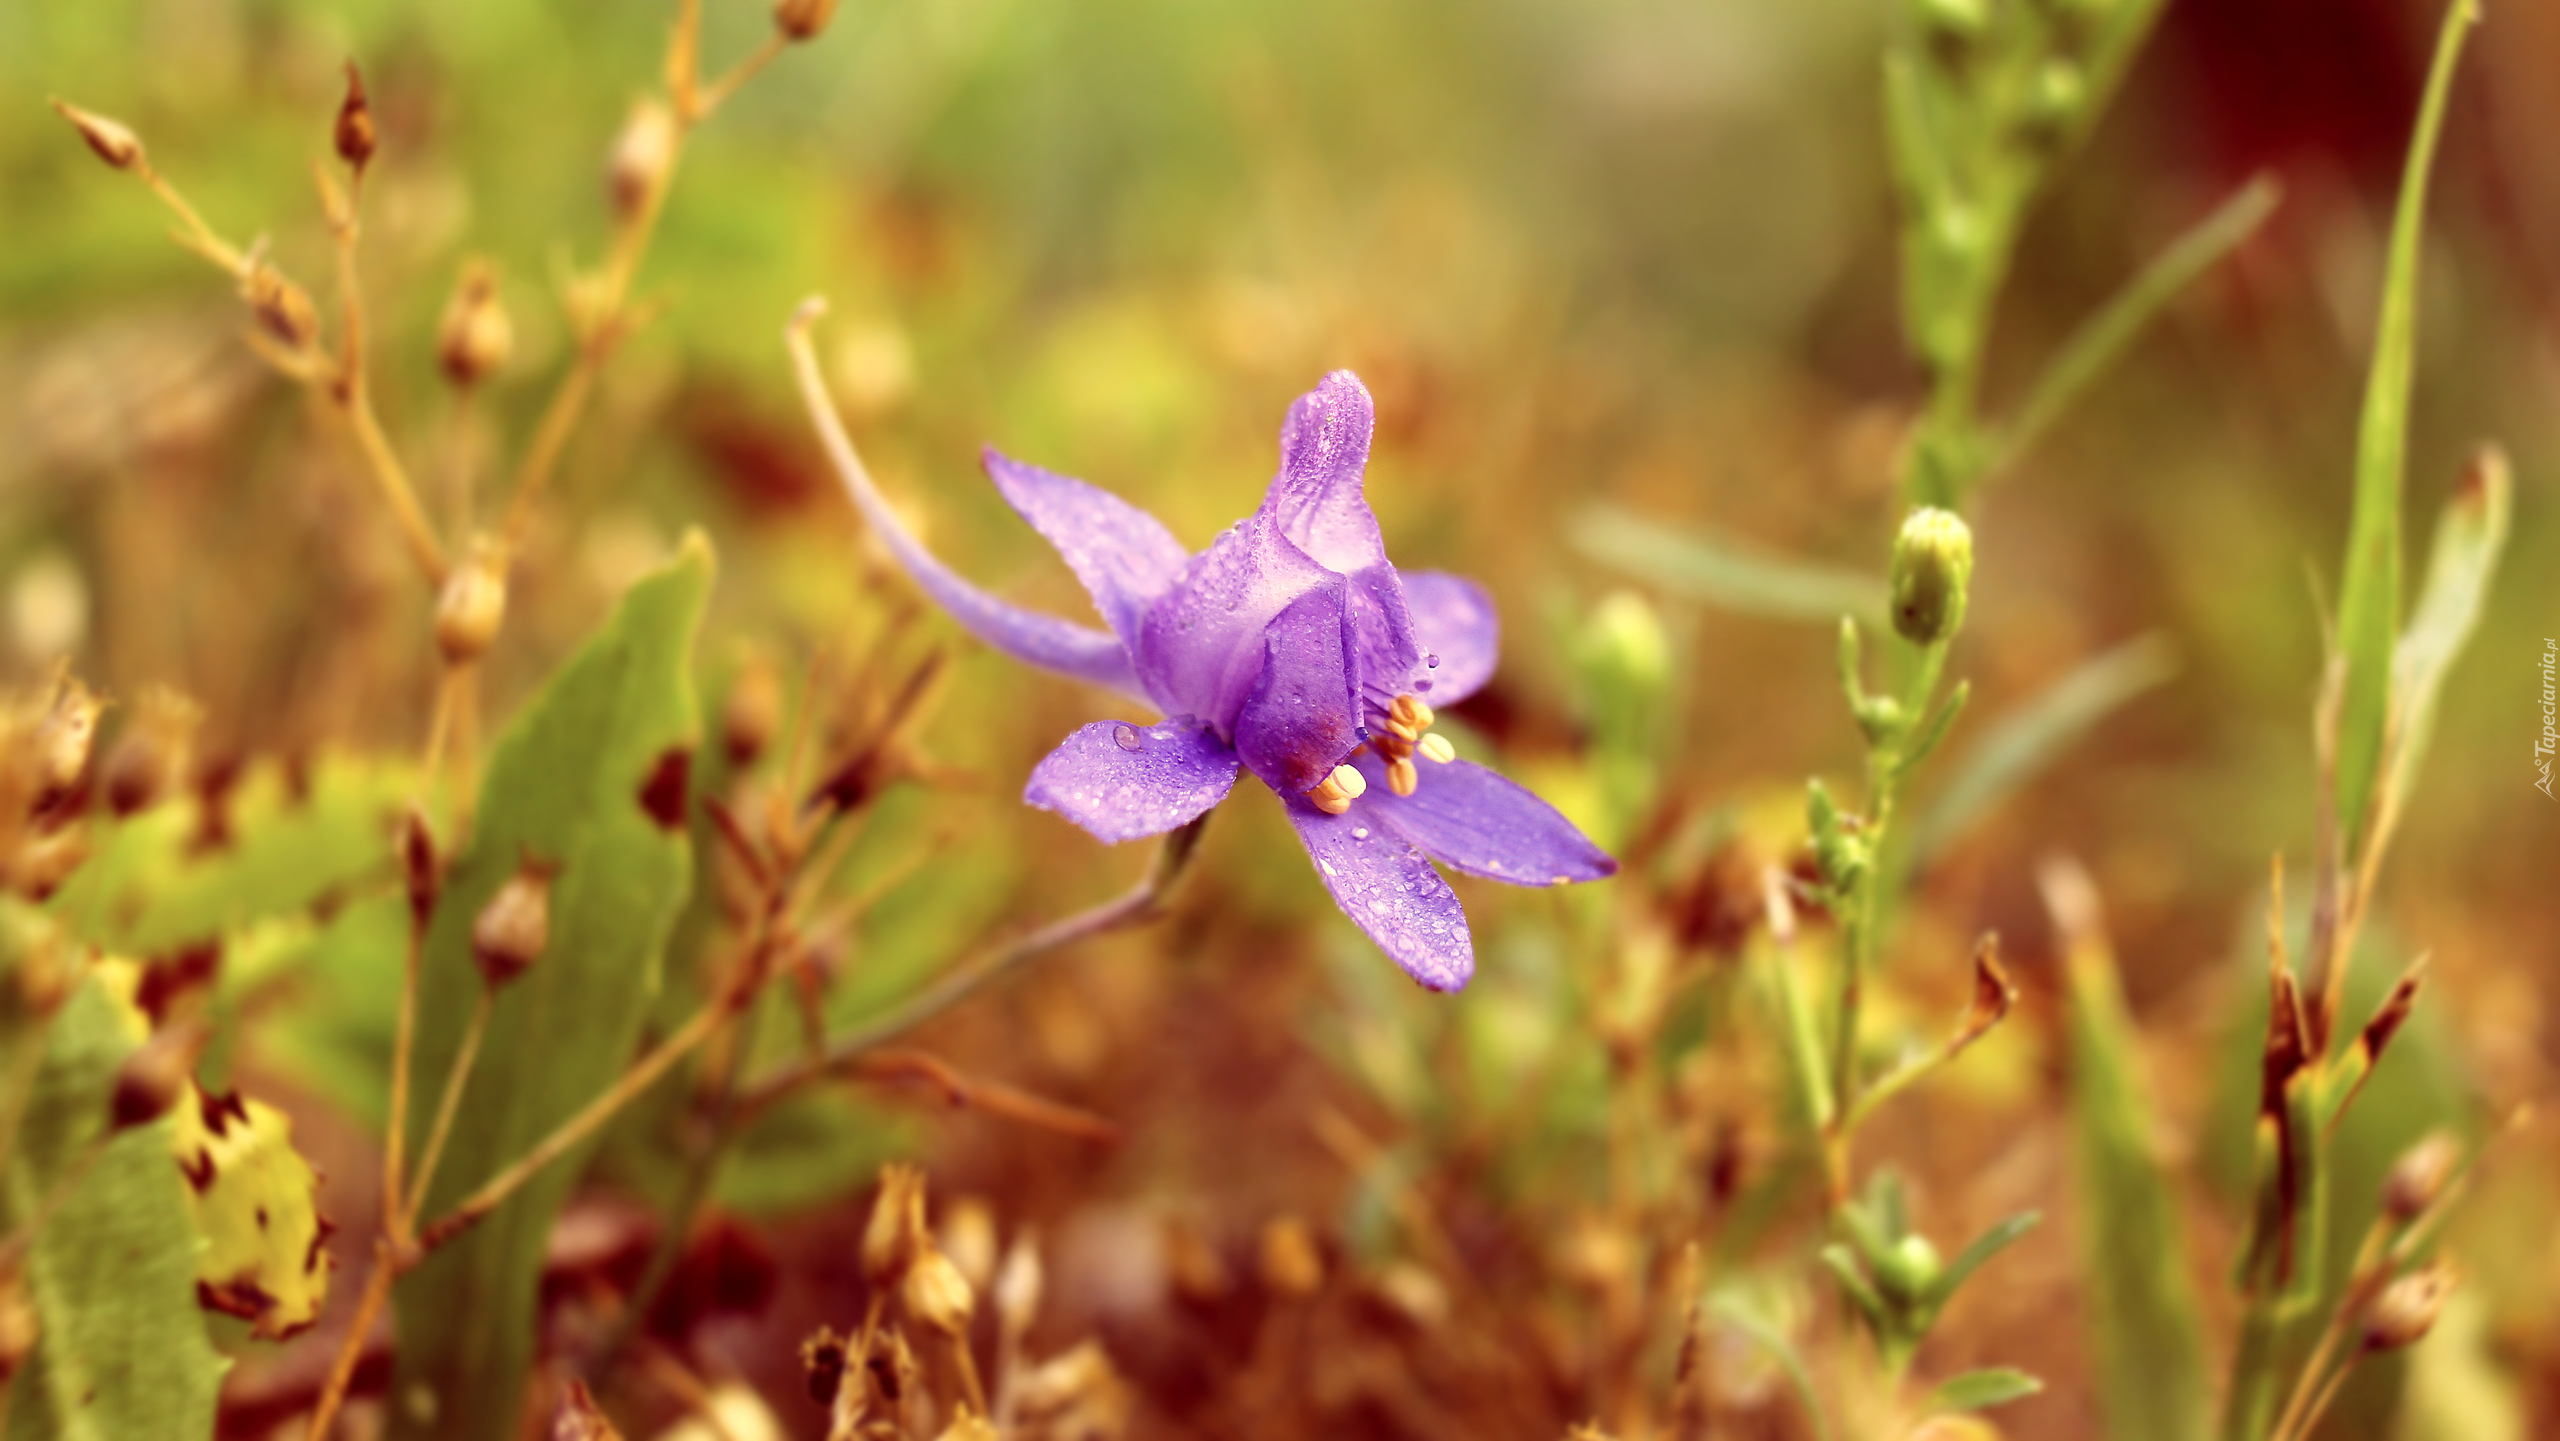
(1135, 514), (1335, 735)
(1399, 570), (1499, 705)
(1349, 752), (1616, 886)
(981, 446), (1189, 654)
(1024, 717), (1239, 843)
(1284, 793), (1475, 991)
(1263, 370), (1386, 572)
(1233, 582), (1362, 798)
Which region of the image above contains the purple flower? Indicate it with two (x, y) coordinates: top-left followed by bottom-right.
(802, 362), (1614, 990)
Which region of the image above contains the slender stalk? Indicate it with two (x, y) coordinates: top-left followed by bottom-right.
(325, 160), (448, 586)
(302, 1237), (400, 1441)
(403, 986), (496, 1227)
(379, 920), (425, 1247)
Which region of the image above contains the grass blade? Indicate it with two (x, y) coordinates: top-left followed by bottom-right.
(1572, 505), (1884, 624)
(2330, 0), (2480, 865)
(1928, 1367), (2046, 1416)
(2386, 445), (2512, 815)
(1911, 635), (2177, 865)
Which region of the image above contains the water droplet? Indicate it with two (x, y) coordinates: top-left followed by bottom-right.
(1351, 827), (1369, 840)
(1425, 654), (1440, 668)
(1368, 899), (1390, 914)
(1112, 723), (1142, 752)
(1321, 860), (1337, 876)
(1413, 679), (1433, 694)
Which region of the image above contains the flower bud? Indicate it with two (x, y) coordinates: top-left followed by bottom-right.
(437, 261), (512, 388)
(471, 858), (556, 988)
(1872, 1233), (1942, 1304)
(110, 1023), (201, 1131)
(2381, 1131), (2462, 1222)
(241, 261), (320, 352)
(397, 803), (441, 927)
(607, 99), (677, 223)
(863, 1163), (928, 1288)
(101, 686), (200, 818)
(722, 654), (781, 766)
(435, 537), (509, 665)
(1889, 506), (1972, 646)
(2363, 1264), (2456, 1352)
(773, 0), (841, 42)
(50, 99), (144, 172)
(334, 64), (376, 175)
(902, 1243), (975, 1338)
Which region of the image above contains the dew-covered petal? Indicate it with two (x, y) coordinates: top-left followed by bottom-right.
(1399, 570), (1499, 705)
(1348, 752), (1615, 886)
(798, 358), (1143, 698)
(981, 446), (1190, 653)
(1261, 371), (1385, 573)
(1023, 717), (1239, 843)
(1285, 794), (1475, 991)
(1343, 564), (1426, 724)
(1233, 582), (1361, 798)
(1136, 512), (1335, 734)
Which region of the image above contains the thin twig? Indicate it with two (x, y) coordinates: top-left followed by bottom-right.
(404, 986), (496, 1227)
(302, 1237), (400, 1441)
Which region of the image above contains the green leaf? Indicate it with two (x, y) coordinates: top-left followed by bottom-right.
(1571, 506), (1886, 624)
(1928, 1367), (2045, 1415)
(2, 959), (227, 1440)
(2057, 884), (2211, 1441)
(1911, 635), (2177, 865)
(389, 535), (714, 1440)
(2386, 448), (2512, 814)
(2331, 0), (2479, 866)
(170, 1083), (332, 1341)
(1932, 1211), (2039, 1307)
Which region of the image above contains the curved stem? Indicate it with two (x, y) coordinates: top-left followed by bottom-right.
(403, 986), (496, 1229)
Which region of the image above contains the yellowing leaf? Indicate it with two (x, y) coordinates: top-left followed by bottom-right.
(168, 1083), (333, 1340)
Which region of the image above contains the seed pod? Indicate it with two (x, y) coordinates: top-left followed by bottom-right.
(50, 99), (143, 172)
(110, 1024), (201, 1130)
(435, 537), (509, 665)
(772, 0), (841, 42)
(397, 802), (440, 926)
(1889, 506), (1973, 646)
(2363, 1264), (2456, 1352)
(241, 261), (320, 352)
(436, 261), (512, 388)
(902, 1243), (975, 1338)
(471, 858), (556, 988)
(334, 64), (376, 175)
(2382, 1132), (2462, 1222)
(721, 654), (781, 766)
(606, 99), (677, 223)
(863, 1163), (928, 1288)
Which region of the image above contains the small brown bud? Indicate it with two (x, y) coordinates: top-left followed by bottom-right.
(721, 654), (782, 766)
(471, 858), (556, 988)
(334, 64), (376, 175)
(772, 0), (841, 41)
(902, 1243), (975, 1338)
(2363, 1263), (2456, 1352)
(437, 260), (512, 388)
(606, 99), (677, 222)
(397, 803), (440, 926)
(241, 261), (320, 352)
(2382, 1131), (2462, 1222)
(110, 1024), (201, 1131)
(101, 687), (200, 818)
(435, 537), (509, 665)
(863, 1163), (928, 1288)
(1258, 1215), (1324, 1299)
(50, 98), (143, 172)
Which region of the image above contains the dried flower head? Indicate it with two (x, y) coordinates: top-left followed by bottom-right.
(2363, 1263), (2457, 1352)
(863, 1163), (929, 1288)
(772, 0), (841, 42)
(902, 1243), (975, 1338)
(472, 857), (557, 988)
(799, 1326), (849, 1407)
(607, 99), (677, 222)
(240, 260), (320, 352)
(334, 63), (376, 175)
(436, 536), (510, 665)
(2382, 1131), (2463, 1223)
(437, 260), (513, 388)
(50, 98), (143, 172)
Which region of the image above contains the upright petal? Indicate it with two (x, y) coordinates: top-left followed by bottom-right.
(793, 322), (1144, 698)
(1262, 371), (1385, 573)
(1285, 794), (1475, 991)
(1135, 515), (1335, 734)
(1399, 570), (1499, 706)
(1346, 751), (1615, 886)
(1024, 717), (1239, 843)
(1233, 582), (1360, 798)
(1342, 564), (1426, 725)
(981, 446), (1189, 652)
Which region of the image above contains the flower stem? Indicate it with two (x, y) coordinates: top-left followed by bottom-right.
(402, 985), (496, 1229)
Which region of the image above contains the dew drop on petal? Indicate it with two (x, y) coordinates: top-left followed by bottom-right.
(1425, 654), (1440, 668)
(1113, 723), (1142, 752)
(1351, 827), (1369, 840)
(1368, 899), (1389, 914)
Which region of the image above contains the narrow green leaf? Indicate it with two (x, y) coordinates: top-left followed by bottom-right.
(1992, 175), (2281, 476)
(1572, 506), (1886, 624)
(2387, 447), (2512, 812)
(389, 535), (714, 1440)
(1709, 1287), (1835, 1441)
(1933, 1210), (2039, 1306)
(2, 959), (227, 1440)
(1912, 635), (2177, 865)
(1928, 1367), (2045, 1415)
(2057, 882), (2212, 1441)
(2332, 0), (2480, 865)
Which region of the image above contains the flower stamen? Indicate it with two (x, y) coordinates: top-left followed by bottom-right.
(1373, 693), (1443, 797)
(1307, 763), (1367, 815)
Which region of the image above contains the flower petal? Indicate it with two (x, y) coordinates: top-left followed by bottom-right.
(1348, 752), (1616, 886)
(981, 446), (1189, 652)
(1262, 370), (1385, 572)
(1233, 582), (1361, 797)
(1399, 570), (1499, 706)
(797, 347), (1143, 697)
(1284, 794), (1475, 991)
(1024, 717), (1239, 843)
(1135, 514), (1335, 734)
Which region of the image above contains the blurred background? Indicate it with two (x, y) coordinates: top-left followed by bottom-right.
(1, 0), (2554, 1436)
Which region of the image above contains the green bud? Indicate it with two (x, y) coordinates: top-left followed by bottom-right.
(1580, 591), (1670, 695)
(1889, 506), (1973, 645)
(1913, 0), (1989, 40)
(1805, 780), (1871, 896)
(1874, 1233), (1944, 1304)
(2025, 58), (2086, 132)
